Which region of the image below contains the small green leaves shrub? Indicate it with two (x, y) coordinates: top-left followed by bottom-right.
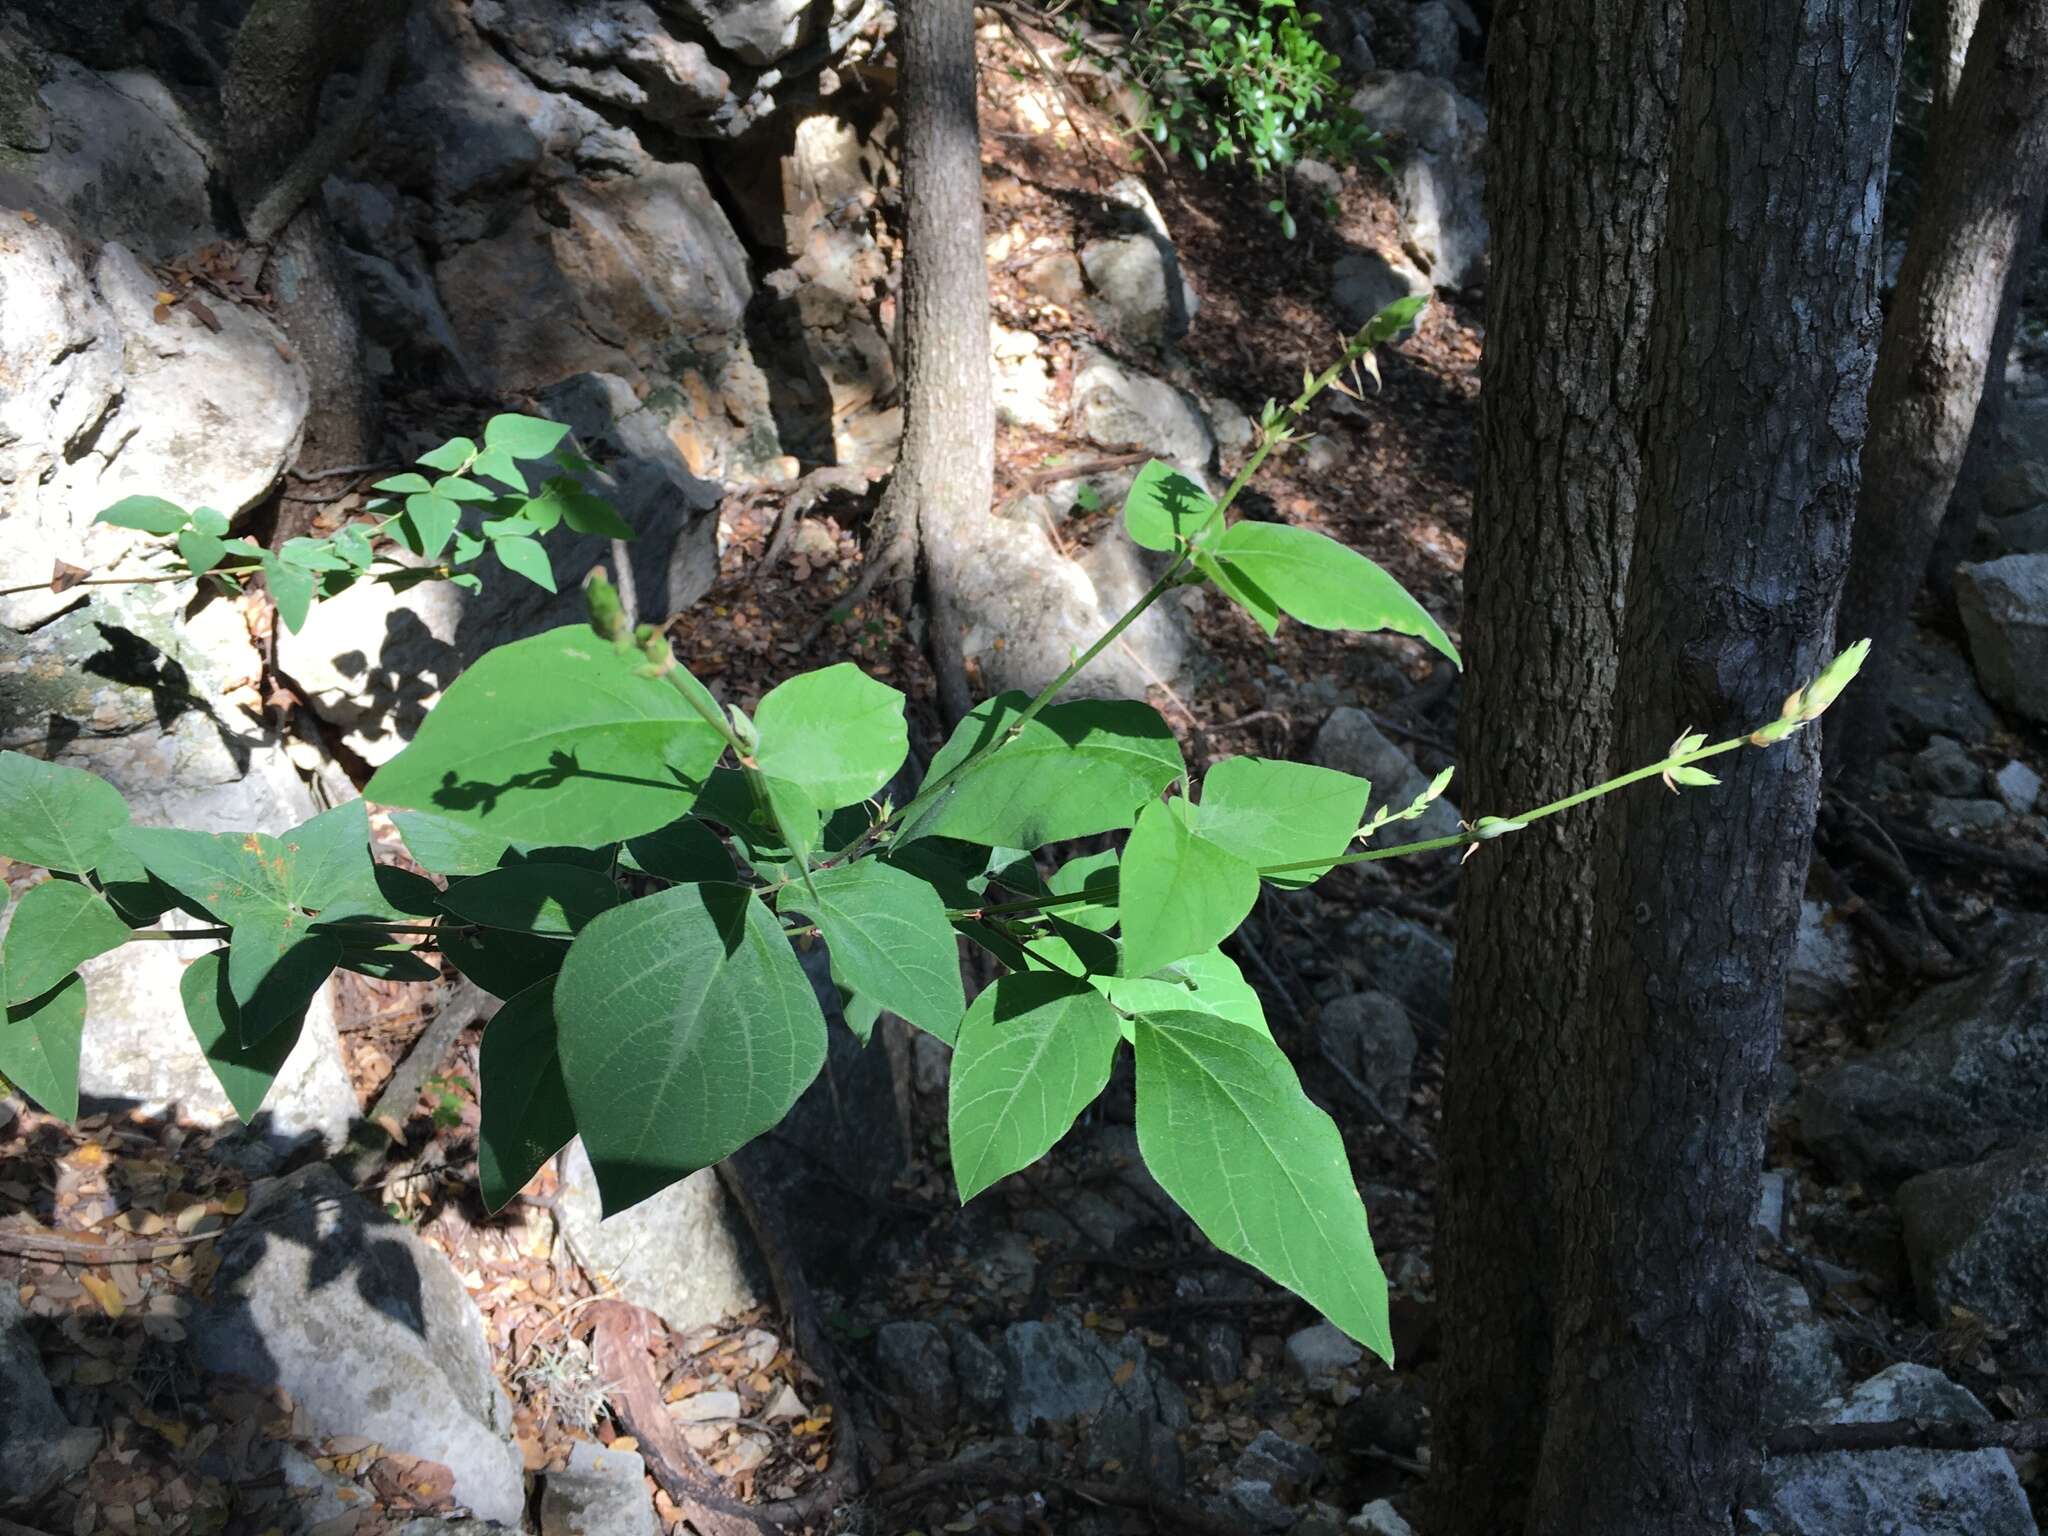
(0, 299), (1866, 1364)
(92, 413), (626, 631)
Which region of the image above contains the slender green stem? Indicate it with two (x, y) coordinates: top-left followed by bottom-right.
(124, 920), (456, 942)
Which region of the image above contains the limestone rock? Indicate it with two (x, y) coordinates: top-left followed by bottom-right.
(876, 1321), (957, 1427)
(471, 0), (734, 137)
(1757, 1269), (1845, 1428)
(1899, 1137), (2048, 1368)
(1310, 708), (1462, 843)
(1070, 349), (1215, 475)
(1957, 554), (2048, 722)
(193, 1164), (525, 1526)
(0, 1287), (99, 1504)
(31, 58), (211, 261)
(1331, 249), (1430, 330)
(1350, 1502), (1417, 1536)
(1910, 735), (1982, 798)
(1889, 626), (1999, 745)
(1347, 74), (1487, 289)
(1343, 910), (1454, 1031)
(1984, 458), (2048, 516)
(1285, 1321), (1363, 1380)
(554, 1139), (761, 1334)
(1993, 759), (2043, 814)
(1319, 991), (1416, 1114)
(541, 1438), (659, 1536)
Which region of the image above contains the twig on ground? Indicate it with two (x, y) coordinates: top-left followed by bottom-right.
(1764, 1416), (2048, 1456)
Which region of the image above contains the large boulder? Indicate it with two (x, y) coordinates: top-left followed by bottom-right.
(1319, 990), (1417, 1114)
(470, 0), (736, 138)
(0, 1287), (99, 1504)
(193, 1163), (526, 1526)
(1070, 349), (1215, 477)
(27, 57), (211, 261)
(1956, 554), (2048, 722)
(1003, 1316), (1188, 1488)
(1747, 1364), (2039, 1536)
(1898, 1137), (2048, 1368)
(1797, 924), (2048, 1185)
(1347, 74), (1487, 289)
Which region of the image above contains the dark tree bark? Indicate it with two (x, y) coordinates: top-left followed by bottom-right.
(1431, 2), (1681, 1530)
(1525, 2), (1903, 1532)
(223, 0), (403, 482)
(1828, 0), (2048, 780)
(868, 0), (996, 721)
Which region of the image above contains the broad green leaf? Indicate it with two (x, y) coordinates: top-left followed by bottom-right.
(484, 414), (571, 460)
(471, 445), (526, 490)
(434, 475), (496, 504)
(280, 537), (351, 571)
(394, 810), (530, 877)
(760, 775), (820, 866)
(752, 664), (909, 811)
(1196, 757), (1370, 887)
(0, 974), (86, 1120)
(331, 523), (375, 569)
(418, 436), (476, 472)
(403, 491), (462, 560)
(337, 946), (440, 982)
(555, 883), (827, 1212)
(1099, 947), (1268, 1041)
(492, 534), (556, 592)
(530, 476), (632, 539)
(374, 472), (436, 495)
(1048, 850), (1120, 933)
(439, 863), (620, 936)
(777, 861), (965, 1043)
(949, 973), (1121, 1202)
(907, 695), (1184, 849)
(190, 506), (231, 537)
(1, 881), (131, 1004)
(477, 978), (576, 1213)
(622, 817), (734, 883)
(95, 495), (186, 534)
(264, 556), (316, 633)
(1134, 1010), (1391, 1360)
(1194, 543), (1281, 634)
(177, 530), (227, 575)
(1123, 460), (1218, 552)
(366, 626), (724, 846)
(443, 927), (569, 1000)
(1211, 522), (1458, 664)
(1119, 799), (1259, 978)
(0, 751), (131, 873)
(178, 950), (302, 1122)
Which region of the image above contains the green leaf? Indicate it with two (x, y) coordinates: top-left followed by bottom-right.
(264, 556), (316, 634)
(1099, 947), (1268, 1039)
(418, 436), (477, 472)
(478, 979), (576, 1213)
(0, 751), (131, 873)
(1211, 522), (1458, 664)
(1194, 545), (1281, 634)
(471, 445), (527, 490)
(393, 810), (524, 877)
(178, 950), (302, 1123)
(1, 881), (131, 1004)
(1195, 757), (1370, 887)
(621, 817), (734, 884)
(1123, 461), (1218, 552)
(443, 927), (569, 1000)
(373, 472), (436, 495)
(908, 696), (1184, 849)
(1134, 1010), (1390, 1359)
(0, 974), (86, 1121)
(492, 534), (556, 592)
(439, 863), (621, 936)
(337, 946), (441, 982)
(95, 495), (187, 534)
(280, 537), (351, 572)
(189, 506), (231, 537)
(530, 476), (633, 539)
(1119, 799), (1259, 978)
(777, 861), (965, 1043)
(484, 414), (572, 460)
(434, 475), (496, 504)
(177, 530), (228, 575)
(366, 626), (724, 846)
(1048, 850), (1120, 932)
(760, 775), (820, 866)
(949, 973), (1121, 1202)
(402, 492), (462, 561)
(752, 664), (909, 810)
(555, 883), (828, 1212)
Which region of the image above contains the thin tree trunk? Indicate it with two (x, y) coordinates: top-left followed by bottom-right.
(1828, 0), (2048, 781)
(1527, 2), (1903, 1531)
(871, 0), (995, 721)
(1432, 2), (1681, 1530)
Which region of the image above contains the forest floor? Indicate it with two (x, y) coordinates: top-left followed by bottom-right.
(5, 26), (2047, 1536)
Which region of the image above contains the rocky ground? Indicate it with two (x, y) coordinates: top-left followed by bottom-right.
(5, 0), (2048, 1533)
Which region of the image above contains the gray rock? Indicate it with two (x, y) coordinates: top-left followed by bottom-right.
(1985, 505), (2048, 558)
(1798, 921), (2048, 1184)
(1344, 911), (1455, 1032)
(1408, 0), (1461, 75)
(1957, 554), (2048, 722)
(1000, 1317), (1185, 1488)
(1993, 759), (2042, 814)
(541, 1437), (658, 1536)
(1911, 736), (1982, 798)
(192, 1164), (524, 1526)
(0, 1287), (99, 1503)
(1756, 1168), (1790, 1241)
(1889, 627), (2000, 745)
(1347, 74), (1487, 289)
(1238, 1430), (1321, 1492)
(876, 1321), (957, 1427)
(1786, 900), (1857, 1013)
(1748, 1364), (2038, 1536)
(1337, 1382), (1427, 1458)
(1925, 796), (2008, 838)
(673, 0), (817, 64)
(1899, 1137), (2048, 1368)
(1984, 458), (2048, 516)
(1311, 709), (1462, 844)
(1320, 991), (1417, 1114)
(1757, 1269), (1845, 1428)
(1083, 233), (1195, 349)
(553, 1138), (760, 1335)
(947, 1324), (1007, 1419)
(471, 0), (733, 137)
(1070, 348), (1215, 475)
(1228, 1478), (1301, 1531)
(1285, 1321), (1364, 1379)
(1350, 1503), (1417, 1536)
(1331, 250), (1431, 330)
(31, 58), (212, 261)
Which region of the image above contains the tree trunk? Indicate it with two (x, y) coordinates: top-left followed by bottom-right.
(872, 0), (995, 721)
(1431, 2), (1681, 1530)
(1525, 2), (1902, 1531)
(1828, 0), (2048, 781)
